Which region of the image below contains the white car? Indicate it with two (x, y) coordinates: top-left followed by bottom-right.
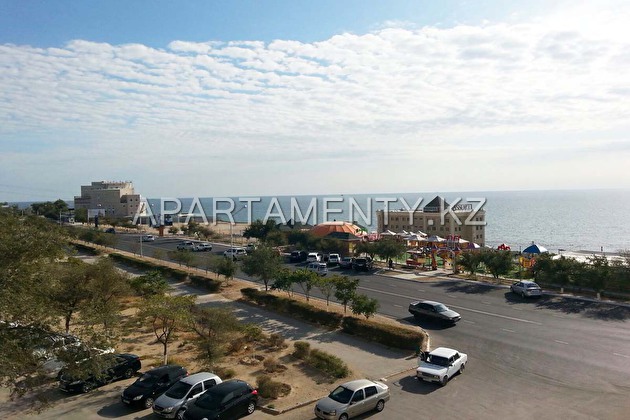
(328, 253), (341, 265)
(193, 242), (213, 252)
(307, 262), (328, 276)
(510, 280), (543, 298)
(223, 248), (247, 260)
(142, 235), (156, 242)
(306, 252), (320, 263)
(416, 347), (467, 386)
(176, 241), (195, 251)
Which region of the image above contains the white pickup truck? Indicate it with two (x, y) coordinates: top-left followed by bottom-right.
(416, 347), (467, 386)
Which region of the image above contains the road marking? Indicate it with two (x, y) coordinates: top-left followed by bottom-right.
(393, 304), (403, 308)
(512, 307), (522, 311)
(481, 301), (491, 305)
(462, 320), (476, 324)
(358, 286), (543, 325)
(554, 340), (569, 345)
(417, 289), (425, 292)
(613, 353), (630, 358)
(501, 328), (515, 333)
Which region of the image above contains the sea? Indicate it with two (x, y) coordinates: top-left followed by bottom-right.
(12, 189), (630, 254)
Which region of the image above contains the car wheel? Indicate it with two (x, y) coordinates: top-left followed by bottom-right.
(521, 291), (526, 298)
(81, 383), (92, 393)
(459, 363), (466, 374)
(440, 375), (449, 387)
(339, 414), (349, 420)
(144, 397), (154, 409)
(176, 409), (185, 420)
(375, 399), (385, 412)
(246, 400), (256, 415)
(123, 368), (134, 379)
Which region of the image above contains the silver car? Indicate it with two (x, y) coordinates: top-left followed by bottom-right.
(314, 379), (390, 420)
(152, 372), (221, 419)
(511, 280), (543, 298)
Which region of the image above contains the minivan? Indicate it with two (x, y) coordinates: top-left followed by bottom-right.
(153, 372), (222, 419)
(307, 262), (328, 276)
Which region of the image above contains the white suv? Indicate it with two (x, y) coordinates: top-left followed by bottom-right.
(307, 262), (328, 276)
(306, 252), (320, 263)
(224, 248), (247, 260)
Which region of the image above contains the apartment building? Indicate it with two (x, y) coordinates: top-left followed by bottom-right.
(376, 196), (486, 245)
(74, 181), (144, 218)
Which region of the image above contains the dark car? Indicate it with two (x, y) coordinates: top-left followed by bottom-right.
(122, 365), (188, 409)
(290, 250), (308, 263)
(408, 300), (461, 324)
(352, 257), (373, 271)
(105, 227), (116, 234)
(59, 353), (141, 393)
(182, 380), (258, 420)
(339, 257), (354, 269)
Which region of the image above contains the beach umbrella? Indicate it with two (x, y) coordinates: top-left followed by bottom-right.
(466, 242), (481, 249)
(426, 235), (446, 243)
(523, 243), (548, 254)
(415, 230), (428, 237)
(381, 230), (396, 236)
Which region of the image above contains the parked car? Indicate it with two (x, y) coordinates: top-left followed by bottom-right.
(352, 257), (373, 271)
(314, 379), (390, 420)
(290, 250), (308, 263)
(245, 243), (257, 254)
(223, 248), (247, 260)
(328, 253), (341, 265)
(416, 347), (467, 386)
(306, 252), (320, 263)
(42, 345), (114, 379)
(121, 365), (188, 409)
(142, 234), (156, 242)
(32, 332), (82, 360)
(177, 241), (196, 251)
(153, 372), (222, 419)
(105, 228), (116, 234)
(182, 379), (258, 420)
(193, 242), (213, 252)
(58, 353), (141, 393)
(510, 280), (543, 298)
(307, 262), (328, 276)
(408, 300), (461, 324)
(339, 257), (354, 269)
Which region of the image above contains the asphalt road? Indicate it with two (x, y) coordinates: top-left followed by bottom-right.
(109, 234), (630, 419)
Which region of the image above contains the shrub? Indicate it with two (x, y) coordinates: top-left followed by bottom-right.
(293, 341), (311, 360)
(213, 366), (236, 379)
(256, 374), (285, 399)
(267, 333), (285, 349)
(263, 357), (280, 373)
(341, 317), (426, 351)
(189, 275), (221, 292)
(308, 349), (349, 378)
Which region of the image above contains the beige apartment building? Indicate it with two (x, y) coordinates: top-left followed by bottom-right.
(376, 196), (486, 245)
(74, 181), (144, 218)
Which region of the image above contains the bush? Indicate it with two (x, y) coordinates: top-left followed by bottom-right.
(267, 333), (285, 349)
(189, 275), (221, 292)
(256, 374), (286, 399)
(293, 341), (311, 360)
(213, 366), (236, 379)
(263, 357), (280, 373)
(240, 288), (343, 328)
(341, 317), (426, 351)
(308, 349), (350, 378)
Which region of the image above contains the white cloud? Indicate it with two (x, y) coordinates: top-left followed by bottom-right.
(1, 11), (630, 200)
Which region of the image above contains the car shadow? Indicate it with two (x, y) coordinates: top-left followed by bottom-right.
(503, 291), (546, 305)
(398, 315), (456, 331)
(430, 280), (498, 295)
(97, 401), (154, 418)
(394, 374), (438, 395)
(535, 296), (630, 321)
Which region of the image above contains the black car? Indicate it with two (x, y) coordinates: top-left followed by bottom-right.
(59, 353), (141, 393)
(182, 380), (258, 420)
(352, 257), (374, 271)
(289, 250), (308, 263)
(408, 300), (461, 324)
(105, 227), (116, 234)
(121, 364), (188, 409)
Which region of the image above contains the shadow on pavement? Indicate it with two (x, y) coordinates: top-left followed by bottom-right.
(431, 280), (498, 295)
(394, 375), (438, 395)
(398, 315), (455, 331)
(503, 291), (546, 305)
(533, 296), (630, 321)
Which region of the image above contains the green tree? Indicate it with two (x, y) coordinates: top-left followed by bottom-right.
(169, 249), (195, 267)
(168, 226), (180, 235)
(139, 294), (196, 365)
(30, 199), (69, 220)
(241, 245), (283, 291)
(457, 251), (482, 276)
(215, 256), (237, 286)
(375, 239), (407, 262)
(354, 242), (378, 258)
(130, 270), (169, 297)
(47, 258), (92, 333)
(334, 276), (359, 314)
(265, 230), (287, 247)
(481, 251), (513, 279)
(190, 306), (242, 365)
(350, 294), (380, 319)
(287, 230), (314, 248)
(243, 219), (279, 243)
(74, 208), (87, 223)
(292, 269), (319, 302)
(587, 255), (611, 296)
(316, 274), (337, 308)
(271, 268), (295, 297)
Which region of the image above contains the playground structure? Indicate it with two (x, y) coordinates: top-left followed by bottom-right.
(405, 235), (470, 271)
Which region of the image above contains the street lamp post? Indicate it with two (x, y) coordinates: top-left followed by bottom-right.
(230, 205), (248, 250)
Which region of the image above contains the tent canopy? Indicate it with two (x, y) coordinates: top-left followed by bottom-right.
(523, 243), (548, 254)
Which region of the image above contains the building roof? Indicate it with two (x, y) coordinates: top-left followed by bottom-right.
(310, 221), (363, 237)
(423, 196), (448, 213)
(325, 231), (362, 241)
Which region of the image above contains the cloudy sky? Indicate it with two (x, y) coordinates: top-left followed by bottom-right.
(1, 0), (629, 201)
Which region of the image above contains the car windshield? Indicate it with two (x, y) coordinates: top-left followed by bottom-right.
(329, 386), (353, 404)
(195, 391), (224, 410)
(165, 381), (191, 399)
(136, 373), (159, 385)
(427, 355), (450, 367)
(434, 304), (449, 312)
(527, 284), (540, 289)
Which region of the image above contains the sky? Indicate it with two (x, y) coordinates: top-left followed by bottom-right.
(1, 0), (630, 201)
